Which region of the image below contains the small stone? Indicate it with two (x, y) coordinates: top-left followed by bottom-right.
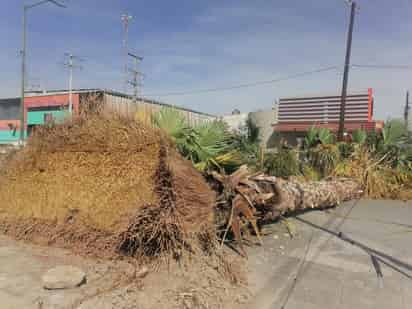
(135, 266), (149, 279)
(273, 235), (279, 240)
(42, 266), (86, 290)
(279, 245), (285, 250)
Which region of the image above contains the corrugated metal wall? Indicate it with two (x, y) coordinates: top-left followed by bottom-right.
(102, 93), (216, 126)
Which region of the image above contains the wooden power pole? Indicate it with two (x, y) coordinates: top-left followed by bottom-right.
(338, 1), (357, 141)
(405, 91), (410, 127)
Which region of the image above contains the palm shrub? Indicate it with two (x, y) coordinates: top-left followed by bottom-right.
(365, 130), (383, 153)
(337, 142), (354, 159)
(151, 107), (199, 158)
(301, 163), (321, 181)
(382, 119), (409, 146)
(304, 127), (335, 148)
(352, 129), (367, 145)
(378, 119), (411, 168)
(152, 108), (242, 173)
(307, 144), (341, 177)
(193, 120), (242, 173)
(263, 148), (300, 178)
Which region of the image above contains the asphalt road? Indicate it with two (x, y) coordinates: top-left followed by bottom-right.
(244, 199), (412, 309)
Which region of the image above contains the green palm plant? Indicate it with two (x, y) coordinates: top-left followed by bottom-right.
(193, 120), (242, 173)
(151, 107), (199, 158)
(352, 129), (367, 145)
(382, 119), (409, 146)
(379, 119), (411, 168)
(304, 127), (334, 148)
(263, 148), (300, 178)
(307, 144), (341, 177)
(152, 108), (242, 173)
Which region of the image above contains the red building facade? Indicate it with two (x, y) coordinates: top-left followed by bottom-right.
(273, 88), (383, 134)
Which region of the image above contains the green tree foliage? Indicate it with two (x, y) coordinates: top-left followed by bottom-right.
(232, 116), (261, 167)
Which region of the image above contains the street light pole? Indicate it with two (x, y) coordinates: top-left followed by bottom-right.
(19, 0), (66, 145)
(20, 7), (27, 145)
(68, 54), (73, 114)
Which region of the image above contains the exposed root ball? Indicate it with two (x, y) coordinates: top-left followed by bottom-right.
(0, 114), (216, 261)
(118, 141), (216, 260)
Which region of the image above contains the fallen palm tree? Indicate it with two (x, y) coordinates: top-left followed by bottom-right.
(212, 166), (361, 255)
(0, 113), (217, 262)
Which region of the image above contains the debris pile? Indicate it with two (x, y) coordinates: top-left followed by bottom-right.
(0, 113), (216, 261)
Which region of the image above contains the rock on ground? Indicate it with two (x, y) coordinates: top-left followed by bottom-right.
(42, 266), (86, 290)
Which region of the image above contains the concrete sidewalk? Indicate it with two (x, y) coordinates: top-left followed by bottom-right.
(245, 199), (412, 309)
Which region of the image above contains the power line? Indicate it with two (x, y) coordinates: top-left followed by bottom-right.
(352, 64), (412, 70)
(145, 66), (339, 97)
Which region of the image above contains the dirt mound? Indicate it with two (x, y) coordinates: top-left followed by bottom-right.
(0, 114), (216, 261)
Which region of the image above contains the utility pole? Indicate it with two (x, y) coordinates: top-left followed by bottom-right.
(405, 90), (410, 128)
(337, 0), (357, 141)
(20, 0), (66, 144)
(63, 53), (83, 114)
(127, 52), (143, 103)
(121, 14), (133, 94)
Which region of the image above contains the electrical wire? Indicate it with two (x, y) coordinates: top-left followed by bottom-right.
(144, 66), (339, 97)
(352, 64), (412, 70)
(143, 63), (412, 98)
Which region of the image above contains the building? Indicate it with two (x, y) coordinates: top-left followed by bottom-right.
(222, 111), (249, 132)
(0, 89), (216, 144)
(222, 107), (278, 149)
(273, 88), (383, 144)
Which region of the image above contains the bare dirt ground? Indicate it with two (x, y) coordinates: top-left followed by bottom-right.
(0, 234), (251, 309)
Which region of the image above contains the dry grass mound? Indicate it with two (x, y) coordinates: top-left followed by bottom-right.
(0, 114), (216, 261)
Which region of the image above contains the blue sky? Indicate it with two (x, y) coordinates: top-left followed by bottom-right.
(1, 0), (412, 118)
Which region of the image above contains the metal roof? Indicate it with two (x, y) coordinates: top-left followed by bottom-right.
(24, 88), (216, 118)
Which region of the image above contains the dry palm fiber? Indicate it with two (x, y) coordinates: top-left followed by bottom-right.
(0, 113), (216, 260)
